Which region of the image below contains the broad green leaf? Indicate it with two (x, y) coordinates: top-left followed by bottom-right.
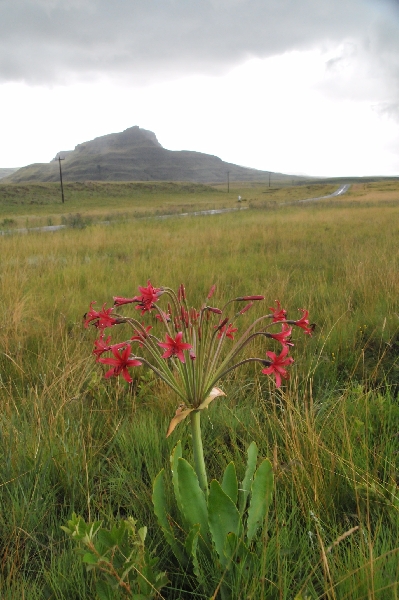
(170, 441), (185, 520)
(221, 462), (238, 505)
(152, 469), (187, 565)
(177, 458), (209, 537)
(239, 441), (258, 515)
(208, 480), (242, 567)
(82, 552), (98, 564)
(110, 523), (126, 547)
(97, 529), (115, 549)
(246, 458), (273, 545)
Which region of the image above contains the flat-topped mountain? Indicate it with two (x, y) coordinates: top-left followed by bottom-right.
(4, 126), (296, 184)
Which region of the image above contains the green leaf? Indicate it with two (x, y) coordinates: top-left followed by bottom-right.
(223, 532), (254, 575)
(239, 441), (258, 515)
(177, 458), (209, 538)
(82, 552), (98, 564)
(185, 523), (201, 556)
(137, 526), (147, 544)
(97, 529), (115, 550)
(246, 458), (273, 545)
(185, 524), (204, 585)
(208, 480), (242, 567)
(152, 469), (187, 565)
(170, 441), (185, 520)
(95, 580), (114, 600)
(221, 462), (238, 505)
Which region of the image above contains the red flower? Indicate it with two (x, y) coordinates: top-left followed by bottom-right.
(93, 334), (127, 359)
(155, 309), (171, 323)
(98, 344), (142, 383)
(131, 325), (152, 347)
(267, 324), (294, 347)
(269, 300), (287, 323)
(158, 332), (193, 363)
(262, 346), (294, 388)
(294, 309), (314, 335)
(132, 280), (163, 314)
(217, 323), (238, 340)
(214, 317), (228, 333)
(84, 302), (118, 330)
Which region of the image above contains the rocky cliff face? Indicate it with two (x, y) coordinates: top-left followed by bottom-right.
(73, 126), (162, 156)
(4, 126), (276, 184)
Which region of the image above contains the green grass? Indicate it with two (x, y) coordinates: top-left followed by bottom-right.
(0, 181), (338, 227)
(0, 181), (398, 598)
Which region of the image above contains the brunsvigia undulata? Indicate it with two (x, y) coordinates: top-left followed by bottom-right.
(84, 281), (314, 493)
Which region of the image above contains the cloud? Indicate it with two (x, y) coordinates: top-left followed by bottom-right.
(372, 101), (399, 122)
(1, 0), (398, 86)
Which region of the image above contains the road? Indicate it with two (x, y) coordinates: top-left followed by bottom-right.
(280, 184), (351, 206)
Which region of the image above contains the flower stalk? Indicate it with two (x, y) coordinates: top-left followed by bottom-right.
(189, 410), (208, 493)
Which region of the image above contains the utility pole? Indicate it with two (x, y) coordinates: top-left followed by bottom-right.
(227, 170), (230, 193)
(269, 171), (271, 188)
(58, 156), (65, 203)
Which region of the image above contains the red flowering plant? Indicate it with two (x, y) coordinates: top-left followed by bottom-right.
(84, 281), (314, 493)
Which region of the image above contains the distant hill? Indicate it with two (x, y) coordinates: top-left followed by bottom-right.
(0, 168), (19, 180)
(4, 126), (302, 184)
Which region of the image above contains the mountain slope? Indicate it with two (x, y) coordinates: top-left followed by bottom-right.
(0, 168), (20, 180)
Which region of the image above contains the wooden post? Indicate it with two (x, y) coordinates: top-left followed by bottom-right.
(58, 156), (65, 203)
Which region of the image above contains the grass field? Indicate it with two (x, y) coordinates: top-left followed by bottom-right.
(0, 181), (338, 228)
(0, 180), (398, 598)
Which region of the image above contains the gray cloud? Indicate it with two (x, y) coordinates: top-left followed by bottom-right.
(1, 0), (398, 87)
(373, 101), (399, 121)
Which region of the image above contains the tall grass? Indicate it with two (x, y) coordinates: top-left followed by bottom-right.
(0, 187), (398, 597)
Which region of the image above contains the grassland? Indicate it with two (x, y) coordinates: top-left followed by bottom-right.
(0, 181), (338, 228)
(0, 181), (398, 598)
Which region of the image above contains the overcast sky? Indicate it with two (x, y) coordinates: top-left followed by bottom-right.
(1, 0), (399, 176)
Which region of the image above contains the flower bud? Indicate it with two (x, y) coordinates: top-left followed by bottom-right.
(178, 283), (186, 301)
(206, 306), (222, 314)
(207, 284), (216, 299)
(239, 302), (254, 315)
(236, 295), (265, 301)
